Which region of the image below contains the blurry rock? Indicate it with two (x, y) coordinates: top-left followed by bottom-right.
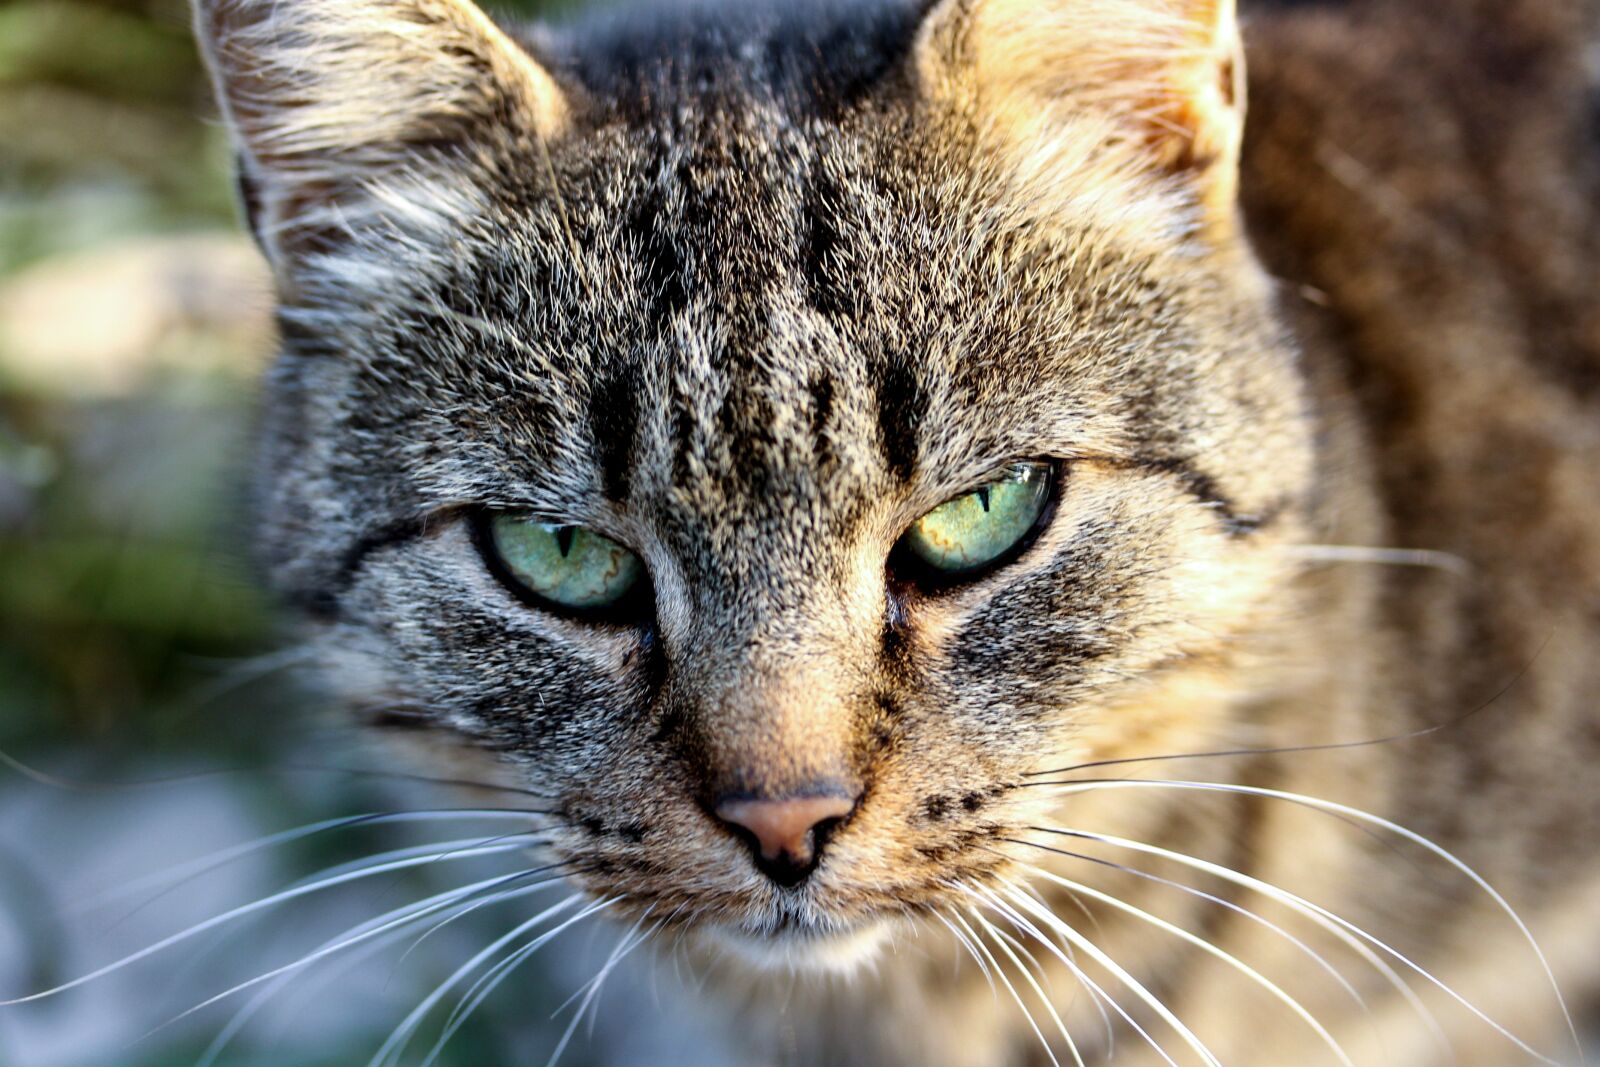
(0, 233), (274, 397)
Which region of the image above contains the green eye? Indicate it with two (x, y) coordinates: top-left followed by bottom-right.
(899, 462), (1054, 578)
(483, 513), (645, 614)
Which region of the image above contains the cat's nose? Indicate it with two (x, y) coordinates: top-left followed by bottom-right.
(714, 790), (858, 887)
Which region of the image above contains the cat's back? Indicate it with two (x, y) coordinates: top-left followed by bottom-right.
(1241, 0), (1600, 895)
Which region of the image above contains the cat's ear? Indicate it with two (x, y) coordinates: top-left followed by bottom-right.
(193, 0), (568, 269)
(915, 0), (1246, 230)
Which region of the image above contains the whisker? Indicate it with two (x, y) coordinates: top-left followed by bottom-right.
(1003, 838), (1366, 1013)
(135, 867), (563, 1040)
(387, 858), (570, 977)
(1026, 830), (1443, 1055)
(1283, 543), (1472, 577)
(276, 763), (562, 802)
(588, 913), (672, 1040)
(969, 879), (1117, 1057)
(195, 917), (414, 1067)
(192, 867), (576, 1067)
(1026, 826), (1545, 1063)
(368, 892), (589, 1067)
(992, 877), (1222, 1067)
(1024, 628), (1553, 780)
(548, 909), (652, 1021)
(1012, 855), (1354, 1066)
(302, 833), (548, 892)
(5, 840), (549, 1006)
(962, 895), (1086, 1067)
(1034, 778), (1580, 1060)
(147, 832), (553, 1020)
(0, 744), (560, 802)
(544, 909), (661, 1067)
(948, 906), (1064, 1067)
(163, 643), (321, 722)
(931, 909), (998, 997)
(414, 896), (621, 1067)
(990, 923), (1051, 985)
(87, 810), (551, 914)
(998, 884), (1182, 1067)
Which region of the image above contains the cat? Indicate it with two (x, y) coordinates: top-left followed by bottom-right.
(185, 0), (1600, 1062)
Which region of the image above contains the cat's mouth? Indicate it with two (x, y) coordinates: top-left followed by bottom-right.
(702, 915), (897, 974)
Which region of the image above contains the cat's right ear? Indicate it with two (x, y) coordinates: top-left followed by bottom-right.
(192, 0), (568, 273)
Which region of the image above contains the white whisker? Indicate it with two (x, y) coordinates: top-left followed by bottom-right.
(932, 909), (998, 997)
(986, 882), (1174, 1067)
(84, 810), (547, 913)
(998, 881), (1206, 1067)
(1039, 778), (1579, 1060)
(1016, 857), (1354, 1066)
(5, 841), (545, 1007)
(1031, 825), (1534, 1063)
(985, 915), (1052, 985)
(1007, 837), (1367, 1013)
(369, 892), (587, 1067)
(1284, 544), (1472, 577)
(301, 833), (547, 887)
(544, 910), (660, 1067)
(973, 881), (1118, 1055)
(416, 896), (620, 1067)
(140, 868), (556, 1040)
(194, 891), (491, 1067)
(156, 836), (553, 1033)
(389, 861), (565, 974)
(962, 893), (1087, 1067)
(949, 906), (1064, 1067)
(998, 883), (1190, 1067)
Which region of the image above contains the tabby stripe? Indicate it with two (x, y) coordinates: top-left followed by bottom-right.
(875, 356), (927, 482)
(296, 513), (434, 619)
(591, 369), (641, 503)
(1120, 455), (1277, 537)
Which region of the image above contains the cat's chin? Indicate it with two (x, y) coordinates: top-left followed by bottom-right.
(701, 918), (896, 976)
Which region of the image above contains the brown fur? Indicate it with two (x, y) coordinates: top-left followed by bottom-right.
(191, 0), (1600, 1062)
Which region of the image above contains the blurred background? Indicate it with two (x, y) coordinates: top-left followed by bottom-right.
(0, 2), (734, 1065)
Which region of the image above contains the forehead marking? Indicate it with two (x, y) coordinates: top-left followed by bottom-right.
(627, 187), (691, 325)
(591, 368), (641, 503)
(875, 355), (927, 483)
(808, 373), (836, 468)
(802, 176), (854, 319)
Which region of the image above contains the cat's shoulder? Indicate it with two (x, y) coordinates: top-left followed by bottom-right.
(1242, 0), (1600, 402)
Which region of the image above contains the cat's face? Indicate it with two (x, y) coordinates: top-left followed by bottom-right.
(203, 0), (1312, 968)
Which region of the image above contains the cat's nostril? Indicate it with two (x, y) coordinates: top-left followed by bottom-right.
(713, 791), (858, 887)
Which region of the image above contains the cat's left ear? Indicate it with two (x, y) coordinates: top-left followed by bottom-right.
(193, 0), (568, 272)
(915, 0), (1246, 233)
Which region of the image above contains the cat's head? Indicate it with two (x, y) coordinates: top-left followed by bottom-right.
(197, 0), (1313, 970)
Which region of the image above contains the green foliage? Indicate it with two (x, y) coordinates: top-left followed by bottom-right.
(0, 0), (585, 750)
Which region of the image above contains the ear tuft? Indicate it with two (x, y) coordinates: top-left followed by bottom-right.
(193, 0), (567, 267)
(917, 0), (1246, 227)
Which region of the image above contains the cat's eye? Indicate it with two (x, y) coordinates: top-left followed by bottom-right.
(896, 461), (1055, 580)
(480, 513), (645, 616)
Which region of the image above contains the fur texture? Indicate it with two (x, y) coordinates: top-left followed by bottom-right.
(193, 0), (1600, 1063)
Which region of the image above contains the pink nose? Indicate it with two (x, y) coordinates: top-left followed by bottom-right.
(714, 793), (857, 884)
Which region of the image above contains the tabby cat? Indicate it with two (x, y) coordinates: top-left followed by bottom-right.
(188, 0), (1600, 1062)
